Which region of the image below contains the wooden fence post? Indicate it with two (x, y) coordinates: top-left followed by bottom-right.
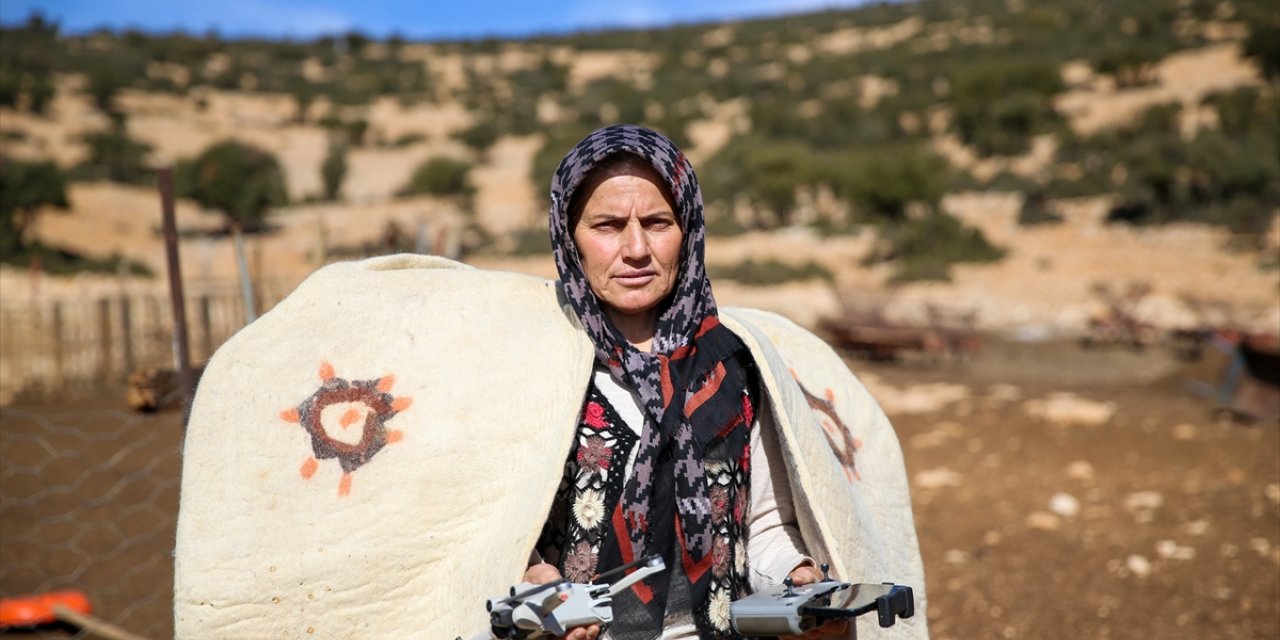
(51, 301), (64, 398)
(120, 294), (135, 376)
(199, 294), (213, 362)
(159, 166), (194, 411)
(98, 298), (113, 383)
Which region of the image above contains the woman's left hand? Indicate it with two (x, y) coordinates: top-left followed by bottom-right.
(778, 565), (852, 639)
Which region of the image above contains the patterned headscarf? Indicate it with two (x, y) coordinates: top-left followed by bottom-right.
(549, 125), (756, 637)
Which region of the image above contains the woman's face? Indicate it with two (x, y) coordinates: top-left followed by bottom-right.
(572, 168), (683, 329)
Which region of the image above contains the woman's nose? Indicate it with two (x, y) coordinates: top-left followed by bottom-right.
(620, 219), (648, 258)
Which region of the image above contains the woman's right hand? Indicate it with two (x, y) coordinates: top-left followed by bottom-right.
(521, 563), (601, 640)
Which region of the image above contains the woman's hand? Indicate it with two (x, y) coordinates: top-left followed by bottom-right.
(779, 565), (852, 639)
(521, 563), (601, 640)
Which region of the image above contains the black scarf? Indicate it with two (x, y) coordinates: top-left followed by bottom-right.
(548, 125), (756, 638)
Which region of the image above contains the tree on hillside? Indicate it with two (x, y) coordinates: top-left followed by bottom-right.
(401, 156), (475, 202)
(701, 138), (821, 228)
(0, 158), (69, 261)
(76, 122), (154, 185)
(321, 141), (347, 201)
(1240, 0), (1280, 79)
(0, 14), (60, 114)
(949, 59), (1063, 156)
(829, 148), (951, 223)
(179, 141), (287, 232)
(454, 121), (499, 156)
(870, 212), (1007, 284)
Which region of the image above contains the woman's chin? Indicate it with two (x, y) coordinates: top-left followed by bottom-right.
(603, 295), (664, 322)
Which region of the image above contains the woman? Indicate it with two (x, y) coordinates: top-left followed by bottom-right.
(526, 125), (848, 639)
(173, 125), (925, 640)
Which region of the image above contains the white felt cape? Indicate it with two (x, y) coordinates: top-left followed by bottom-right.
(174, 255), (928, 639)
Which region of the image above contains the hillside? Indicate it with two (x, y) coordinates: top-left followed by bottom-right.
(0, 0), (1277, 334)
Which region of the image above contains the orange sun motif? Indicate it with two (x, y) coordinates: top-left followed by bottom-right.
(279, 360), (413, 497)
(792, 370), (863, 483)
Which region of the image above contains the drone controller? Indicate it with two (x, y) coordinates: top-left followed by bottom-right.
(460, 555), (666, 640)
(730, 563), (914, 636)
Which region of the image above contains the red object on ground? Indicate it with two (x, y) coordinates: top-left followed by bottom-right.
(0, 590), (92, 627)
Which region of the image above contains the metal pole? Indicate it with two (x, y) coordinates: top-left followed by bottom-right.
(158, 167), (194, 411)
(231, 222), (257, 323)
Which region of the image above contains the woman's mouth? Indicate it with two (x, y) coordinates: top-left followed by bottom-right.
(614, 270), (657, 286)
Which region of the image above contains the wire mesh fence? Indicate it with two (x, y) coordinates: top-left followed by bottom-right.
(0, 406), (184, 639)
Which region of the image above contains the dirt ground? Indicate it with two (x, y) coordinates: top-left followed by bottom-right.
(857, 339), (1280, 640)
(0, 338), (1276, 639)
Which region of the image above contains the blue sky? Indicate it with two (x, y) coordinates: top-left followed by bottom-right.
(0, 1), (878, 40)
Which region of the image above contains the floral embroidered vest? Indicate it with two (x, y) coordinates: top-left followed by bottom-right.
(537, 377), (754, 638)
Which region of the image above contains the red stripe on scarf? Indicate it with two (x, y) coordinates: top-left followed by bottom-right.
(675, 514), (713, 584)
(695, 315), (720, 339)
(613, 503), (654, 603)
(715, 413), (745, 440)
(684, 361), (726, 418)
(658, 355), (674, 410)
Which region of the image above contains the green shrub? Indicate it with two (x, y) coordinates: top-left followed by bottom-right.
(0, 70), (18, 108)
(705, 209), (750, 237)
(702, 138), (822, 227)
(949, 59), (1063, 156)
(11, 244), (152, 276)
(1133, 102), (1181, 136)
(739, 142), (822, 224)
(707, 259), (833, 285)
(1106, 127), (1279, 238)
(828, 147), (950, 222)
(507, 225), (552, 256)
(531, 125), (594, 201)
(0, 14), (61, 114)
(401, 156), (474, 199)
(321, 141), (347, 201)
(319, 116), (369, 146)
(1094, 43), (1163, 87)
(868, 213), (1006, 284)
(0, 158), (69, 260)
(81, 48), (148, 113)
(24, 74), (54, 113)
(1018, 192), (1063, 226)
(179, 140), (288, 231)
(74, 124), (153, 185)
(1202, 87), (1268, 136)
(389, 133), (427, 147)
(1240, 0), (1280, 79)
(454, 122), (499, 154)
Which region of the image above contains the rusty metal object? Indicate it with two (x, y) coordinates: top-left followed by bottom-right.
(1082, 281), (1157, 350)
(822, 295), (982, 362)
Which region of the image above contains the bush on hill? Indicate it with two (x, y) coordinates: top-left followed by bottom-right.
(707, 259), (833, 285)
(321, 141), (347, 201)
(868, 212), (1007, 284)
(177, 141), (288, 232)
(401, 157), (474, 201)
(73, 123), (153, 185)
(0, 158), (69, 260)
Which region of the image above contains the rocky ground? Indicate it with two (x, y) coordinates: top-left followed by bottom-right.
(856, 339), (1280, 640)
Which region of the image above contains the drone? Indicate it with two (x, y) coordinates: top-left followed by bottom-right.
(460, 555), (666, 640)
